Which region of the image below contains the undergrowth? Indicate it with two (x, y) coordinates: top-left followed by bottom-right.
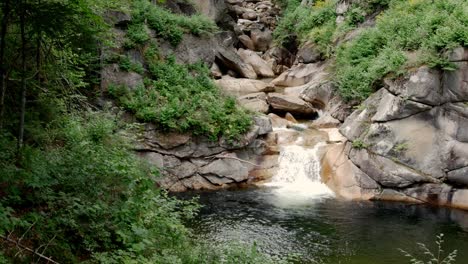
(274, 0), (468, 101)
(109, 53), (252, 141)
(125, 0), (217, 48)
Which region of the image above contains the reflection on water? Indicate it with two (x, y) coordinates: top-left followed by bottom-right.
(183, 188), (468, 264)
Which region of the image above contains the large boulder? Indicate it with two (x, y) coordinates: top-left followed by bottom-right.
(237, 48), (275, 78)
(334, 59), (468, 209)
(199, 157), (249, 184)
(322, 143), (381, 200)
(238, 92), (270, 113)
(301, 81), (355, 122)
(216, 76), (273, 96)
(296, 41), (323, 64)
(216, 46), (258, 79)
(272, 63), (327, 87)
(267, 93), (316, 115)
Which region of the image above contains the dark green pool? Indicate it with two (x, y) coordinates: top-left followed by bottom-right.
(184, 187), (468, 263)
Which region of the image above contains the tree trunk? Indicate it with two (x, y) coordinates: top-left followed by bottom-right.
(18, 0), (26, 151)
(0, 0), (10, 130)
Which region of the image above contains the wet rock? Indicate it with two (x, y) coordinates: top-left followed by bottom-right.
(284, 113), (298, 123)
(199, 157), (249, 183)
(447, 167), (468, 186)
(322, 143), (381, 200)
(253, 115), (273, 135)
(182, 174), (219, 190)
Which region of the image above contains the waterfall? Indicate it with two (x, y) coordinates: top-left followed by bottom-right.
(265, 142), (334, 198)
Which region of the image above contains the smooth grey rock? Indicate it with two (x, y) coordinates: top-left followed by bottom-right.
(253, 115), (273, 135)
(448, 167), (468, 186)
(158, 34), (218, 65)
(168, 161), (198, 179)
(138, 152), (164, 167)
(443, 61), (468, 102)
(182, 174), (218, 190)
(349, 147), (436, 188)
(199, 158), (249, 182)
(386, 67), (442, 105)
(371, 89), (431, 122)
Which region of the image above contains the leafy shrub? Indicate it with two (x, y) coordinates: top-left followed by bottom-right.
(274, 0), (468, 101)
(111, 56), (252, 140)
(0, 110), (206, 263)
(335, 0), (467, 101)
(130, 0), (217, 46)
(273, 0), (337, 48)
(118, 55), (145, 74)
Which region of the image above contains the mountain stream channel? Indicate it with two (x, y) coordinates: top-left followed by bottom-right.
(178, 123), (468, 264)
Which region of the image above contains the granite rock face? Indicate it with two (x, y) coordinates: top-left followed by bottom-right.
(323, 55), (468, 210)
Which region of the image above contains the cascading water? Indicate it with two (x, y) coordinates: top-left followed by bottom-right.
(265, 140), (334, 199)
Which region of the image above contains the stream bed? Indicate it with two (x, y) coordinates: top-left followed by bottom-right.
(182, 188), (468, 263)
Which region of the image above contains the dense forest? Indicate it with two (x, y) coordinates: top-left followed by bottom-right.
(0, 0), (264, 262)
(0, 0), (467, 263)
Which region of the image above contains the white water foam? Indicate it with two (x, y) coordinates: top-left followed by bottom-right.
(265, 142), (334, 199)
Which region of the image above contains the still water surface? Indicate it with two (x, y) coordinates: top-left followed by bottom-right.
(184, 188), (468, 263)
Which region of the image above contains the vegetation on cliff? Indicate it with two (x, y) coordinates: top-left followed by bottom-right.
(274, 0), (468, 101)
(0, 0), (254, 262)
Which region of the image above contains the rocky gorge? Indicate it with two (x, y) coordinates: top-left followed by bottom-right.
(102, 0), (468, 210)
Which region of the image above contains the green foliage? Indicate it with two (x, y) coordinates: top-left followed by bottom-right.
(0, 110), (204, 263)
(399, 233), (458, 264)
(274, 0), (468, 101)
(125, 22), (150, 48)
(394, 142), (409, 152)
(273, 0), (337, 49)
(130, 0), (217, 46)
(118, 55), (145, 74)
(336, 0), (468, 101)
(110, 56), (252, 140)
(352, 139), (369, 150)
